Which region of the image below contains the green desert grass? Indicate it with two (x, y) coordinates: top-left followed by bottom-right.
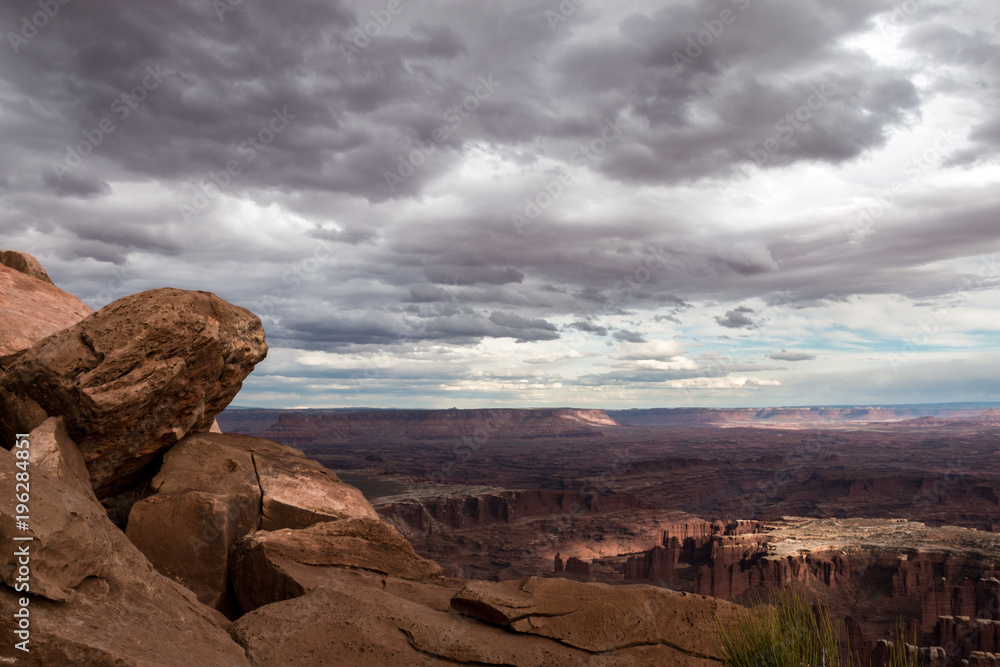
(717, 589), (921, 667)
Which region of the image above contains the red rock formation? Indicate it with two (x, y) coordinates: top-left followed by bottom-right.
(380, 489), (646, 532)
(564, 557), (590, 577)
(0, 288), (267, 496)
(933, 615), (1000, 657)
(0, 261), (92, 359)
(0, 249), (54, 284)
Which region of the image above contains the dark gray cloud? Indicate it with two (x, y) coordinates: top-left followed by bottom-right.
(715, 306), (758, 329)
(569, 320), (609, 337)
(1, 0), (997, 407)
(613, 329), (647, 343)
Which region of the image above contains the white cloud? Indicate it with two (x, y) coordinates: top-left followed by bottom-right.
(609, 340), (684, 361)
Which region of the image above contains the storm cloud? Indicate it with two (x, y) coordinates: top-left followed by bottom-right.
(1, 0), (998, 408)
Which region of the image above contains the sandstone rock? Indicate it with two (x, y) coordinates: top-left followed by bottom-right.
(0, 448), (249, 666)
(0, 288), (267, 496)
(0, 443), (114, 601)
(229, 519), (442, 612)
(27, 416), (98, 503)
(126, 433), (375, 611)
(255, 449), (377, 530)
(0, 262), (92, 360)
(229, 579), (702, 667)
(126, 433), (262, 611)
(451, 576), (741, 659)
(0, 249), (53, 284)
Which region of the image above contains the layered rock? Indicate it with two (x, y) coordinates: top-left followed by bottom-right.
(0, 261), (91, 360)
(0, 288), (267, 496)
(381, 488), (646, 532)
(452, 576), (741, 660)
(0, 448), (249, 666)
(229, 518), (442, 613)
(127, 432), (375, 611)
(230, 581), (599, 667)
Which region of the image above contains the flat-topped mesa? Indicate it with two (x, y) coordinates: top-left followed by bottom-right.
(607, 406), (998, 425)
(257, 407), (618, 445)
(0, 287), (267, 497)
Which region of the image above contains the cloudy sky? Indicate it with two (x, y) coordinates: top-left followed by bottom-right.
(2, 0), (999, 409)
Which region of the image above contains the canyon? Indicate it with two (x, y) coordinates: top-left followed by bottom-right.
(220, 405), (1000, 663)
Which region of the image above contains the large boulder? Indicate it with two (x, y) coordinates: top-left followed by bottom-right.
(126, 433), (376, 611)
(0, 288), (267, 496)
(255, 449), (377, 530)
(0, 262), (91, 361)
(229, 518), (442, 613)
(451, 576), (742, 660)
(125, 434), (261, 612)
(0, 447), (249, 666)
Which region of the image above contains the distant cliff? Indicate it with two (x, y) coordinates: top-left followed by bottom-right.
(223, 408), (618, 445)
(607, 405), (1000, 425)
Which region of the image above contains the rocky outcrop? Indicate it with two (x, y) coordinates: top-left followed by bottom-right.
(0, 288), (267, 497)
(230, 580), (605, 667)
(127, 432), (376, 612)
(0, 250), (54, 284)
(452, 576), (741, 661)
(26, 416), (98, 503)
(0, 448), (249, 666)
(0, 261), (91, 360)
(229, 570), (739, 666)
(380, 488), (646, 532)
(932, 615), (1000, 658)
(229, 519), (442, 613)
(125, 433), (263, 612)
(254, 448), (376, 530)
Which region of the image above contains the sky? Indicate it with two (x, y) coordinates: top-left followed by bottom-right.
(1, 0), (999, 409)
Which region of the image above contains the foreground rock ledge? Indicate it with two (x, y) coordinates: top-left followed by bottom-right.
(0, 287), (267, 497)
(127, 433), (377, 611)
(0, 448), (249, 666)
(451, 576), (742, 658)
